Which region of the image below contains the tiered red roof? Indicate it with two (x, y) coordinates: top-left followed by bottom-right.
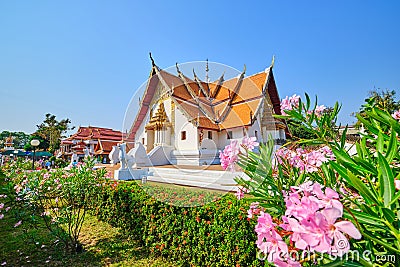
(128, 57), (284, 140)
(64, 126), (123, 142)
(61, 126), (123, 155)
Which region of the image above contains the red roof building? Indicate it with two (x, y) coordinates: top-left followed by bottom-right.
(58, 126), (124, 163)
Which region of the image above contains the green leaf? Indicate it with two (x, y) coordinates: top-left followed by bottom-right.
(319, 259), (345, 267)
(356, 114), (379, 136)
(352, 157), (378, 175)
(378, 152), (395, 207)
(347, 171), (379, 205)
(381, 207), (396, 223)
(340, 125), (348, 149)
(374, 108), (395, 123)
(305, 93), (311, 110)
(330, 161), (348, 180)
(385, 130), (398, 163)
(377, 132), (384, 154)
(361, 231), (400, 254)
(390, 119), (400, 135)
(344, 210), (382, 227)
(332, 149), (367, 175)
(389, 190), (400, 206)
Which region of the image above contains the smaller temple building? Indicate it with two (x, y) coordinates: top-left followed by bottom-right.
(2, 135), (14, 151)
(57, 126), (123, 163)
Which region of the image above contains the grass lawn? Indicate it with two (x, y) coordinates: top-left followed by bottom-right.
(0, 213), (174, 266)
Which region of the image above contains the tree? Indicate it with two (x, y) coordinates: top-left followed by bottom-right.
(287, 106), (336, 140)
(24, 135), (49, 151)
(33, 114), (74, 153)
(0, 131), (30, 149)
(354, 88), (400, 129)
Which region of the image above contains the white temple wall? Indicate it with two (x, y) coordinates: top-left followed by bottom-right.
(174, 108), (198, 150)
(216, 128), (244, 150)
(134, 108), (150, 149)
(247, 123), (263, 142)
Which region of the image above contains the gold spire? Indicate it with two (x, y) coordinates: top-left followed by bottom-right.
(271, 55), (275, 69)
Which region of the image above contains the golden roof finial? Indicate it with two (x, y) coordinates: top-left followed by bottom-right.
(205, 59), (209, 83)
(271, 55), (275, 69)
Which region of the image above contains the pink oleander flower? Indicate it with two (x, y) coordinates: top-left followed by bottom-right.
(242, 136), (259, 151)
(219, 140), (240, 171)
(5, 207), (10, 212)
(255, 211), (276, 236)
(319, 146), (335, 160)
(235, 189), (244, 200)
(14, 220), (22, 227)
(291, 181), (314, 194)
(0, 214), (4, 220)
(43, 173), (50, 179)
(41, 211), (50, 216)
(0, 203), (4, 209)
(220, 136), (258, 171)
(235, 187), (248, 200)
(275, 147), (290, 164)
(395, 180), (400, 191)
(281, 182), (361, 256)
(255, 211), (289, 262)
(54, 178), (60, 184)
(284, 192), (320, 221)
(281, 94), (301, 115)
(275, 146), (335, 174)
(312, 183), (343, 213)
(257, 230), (289, 262)
(14, 185), (22, 194)
(392, 110), (400, 120)
(314, 105), (326, 117)
(247, 202), (261, 219)
(322, 208), (362, 256)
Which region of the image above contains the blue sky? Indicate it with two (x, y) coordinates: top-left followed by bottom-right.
(0, 0), (399, 134)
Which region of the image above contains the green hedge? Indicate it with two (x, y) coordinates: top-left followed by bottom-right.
(91, 181), (264, 267)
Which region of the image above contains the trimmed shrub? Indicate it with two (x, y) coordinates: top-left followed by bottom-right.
(91, 181), (264, 267)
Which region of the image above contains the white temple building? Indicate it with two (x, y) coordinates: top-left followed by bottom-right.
(125, 55), (287, 167)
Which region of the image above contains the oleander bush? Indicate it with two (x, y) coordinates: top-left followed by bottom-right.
(228, 94), (400, 266)
(0, 158), (106, 253)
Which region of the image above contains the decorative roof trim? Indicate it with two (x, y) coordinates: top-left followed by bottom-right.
(218, 64), (246, 123)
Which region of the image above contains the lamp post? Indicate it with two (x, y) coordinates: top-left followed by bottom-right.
(30, 139), (40, 170)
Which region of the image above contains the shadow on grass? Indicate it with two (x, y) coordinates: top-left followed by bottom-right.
(0, 212), (173, 267)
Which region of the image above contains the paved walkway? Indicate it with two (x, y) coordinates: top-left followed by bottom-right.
(155, 164), (224, 171)
(99, 163), (224, 179)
